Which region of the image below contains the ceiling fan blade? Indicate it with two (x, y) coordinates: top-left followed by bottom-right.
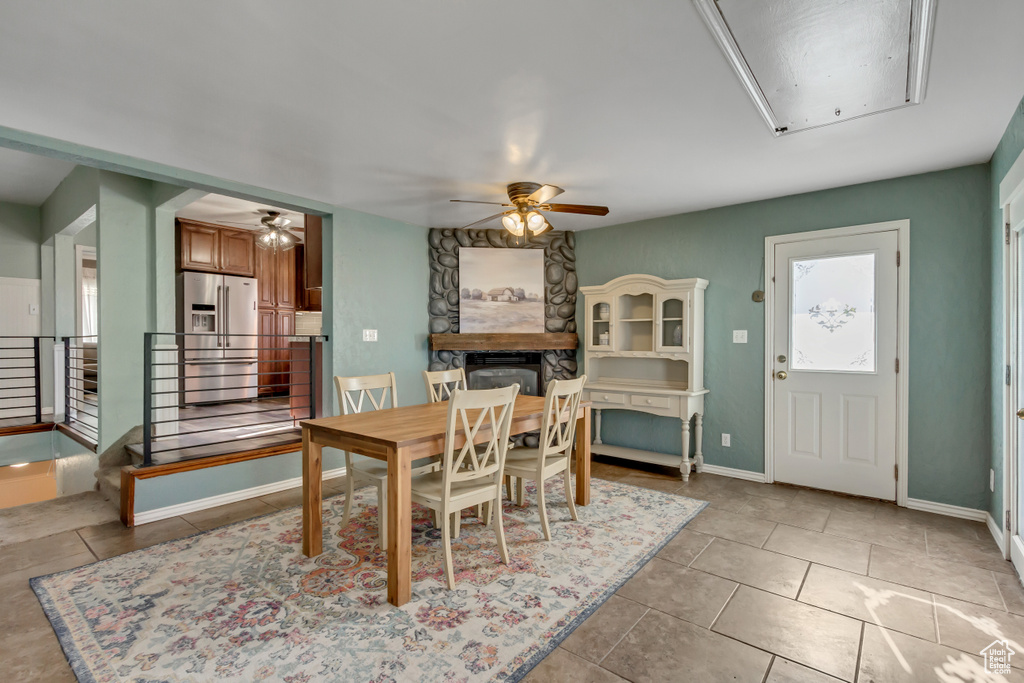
(527, 184), (564, 204)
(459, 211), (511, 230)
(450, 199), (511, 206)
(543, 203), (610, 216)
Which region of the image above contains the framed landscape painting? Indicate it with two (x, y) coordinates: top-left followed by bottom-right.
(459, 248), (545, 333)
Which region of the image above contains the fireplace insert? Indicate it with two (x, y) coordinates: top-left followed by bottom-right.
(465, 352), (542, 396)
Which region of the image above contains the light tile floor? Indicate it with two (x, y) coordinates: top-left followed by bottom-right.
(1, 459), (1021, 682)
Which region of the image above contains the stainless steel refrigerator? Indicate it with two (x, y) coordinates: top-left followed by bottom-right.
(181, 272), (259, 403)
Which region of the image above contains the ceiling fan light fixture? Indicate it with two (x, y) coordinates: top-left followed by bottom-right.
(502, 213), (525, 236)
(526, 211), (545, 231)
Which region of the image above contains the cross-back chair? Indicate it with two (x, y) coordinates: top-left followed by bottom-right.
(423, 367), (467, 403)
(410, 384), (519, 589)
(503, 375), (587, 541)
(334, 372), (438, 547)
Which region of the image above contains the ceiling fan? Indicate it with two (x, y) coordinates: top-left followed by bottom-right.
(250, 210), (302, 252)
(450, 182), (609, 236)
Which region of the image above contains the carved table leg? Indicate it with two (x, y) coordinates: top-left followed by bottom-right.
(593, 409), (602, 446)
(680, 418), (692, 481)
(694, 413), (704, 473)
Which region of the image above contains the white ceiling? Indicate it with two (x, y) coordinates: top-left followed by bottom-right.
(0, 1), (1022, 231)
(176, 194), (305, 231)
(0, 147), (74, 206)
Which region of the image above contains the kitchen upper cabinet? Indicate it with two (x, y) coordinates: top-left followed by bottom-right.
(275, 249), (297, 309)
(219, 228), (255, 276)
(180, 221), (220, 272)
(303, 214), (323, 290)
(295, 245), (323, 312)
(256, 247), (297, 309)
(179, 219), (255, 277)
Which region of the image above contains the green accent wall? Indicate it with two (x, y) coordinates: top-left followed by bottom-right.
(0, 201), (42, 280)
(577, 164), (992, 510)
(989, 95), (1024, 529)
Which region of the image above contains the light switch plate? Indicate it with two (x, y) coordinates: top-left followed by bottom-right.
(733, 330), (747, 343)
(722, 433), (731, 447)
(362, 329), (378, 342)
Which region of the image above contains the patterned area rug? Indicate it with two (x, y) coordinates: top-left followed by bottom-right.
(33, 477), (705, 682)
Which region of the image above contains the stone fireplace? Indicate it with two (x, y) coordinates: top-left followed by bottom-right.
(465, 351), (543, 396)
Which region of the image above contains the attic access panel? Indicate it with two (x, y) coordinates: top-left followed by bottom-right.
(695, 0), (936, 135)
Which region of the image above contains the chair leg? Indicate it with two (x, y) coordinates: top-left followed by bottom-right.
(516, 477), (525, 506)
(441, 508), (456, 590)
(476, 503), (484, 521)
(494, 492), (509, 565)
(537, 475), (551, 541)
(504, 475), (512, 500)
(452, 509), (461, 539)
(482, 500), (492, 526)
(563, 465), (578, 521)
(342, 455), (354, 526)
(377, 480), (388, 548)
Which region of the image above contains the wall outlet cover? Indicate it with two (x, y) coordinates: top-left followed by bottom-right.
(362, 329), (378, 342)
(721, 433), (731, 447)
(733, 330), (748, 343)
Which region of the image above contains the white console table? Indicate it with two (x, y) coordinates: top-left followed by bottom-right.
(580, 275), (709, 480)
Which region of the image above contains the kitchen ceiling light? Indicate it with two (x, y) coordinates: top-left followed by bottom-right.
(255, 211), (300, 252)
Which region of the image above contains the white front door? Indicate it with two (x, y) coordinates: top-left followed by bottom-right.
(772, 230), (899, 500)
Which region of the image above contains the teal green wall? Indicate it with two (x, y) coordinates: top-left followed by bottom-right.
(0, 431), (53, 467)
(577, 165), (992, 510)
(0, 202), (42, 279)
(41, 166), (97, 243)
(989, 95), (1024, 529)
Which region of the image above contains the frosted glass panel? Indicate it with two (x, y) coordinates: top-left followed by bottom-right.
(791, 253), (875, 372)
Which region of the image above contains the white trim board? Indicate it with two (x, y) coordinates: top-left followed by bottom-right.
(763, 220), (911, 506)
(989, 513), (1006, 551)
(904, 498), (987, 522)
(133, 467), (347, 526)
(698, 463), (766, 482)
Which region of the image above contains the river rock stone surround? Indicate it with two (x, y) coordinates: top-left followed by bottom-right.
(427, 227), (578, 393)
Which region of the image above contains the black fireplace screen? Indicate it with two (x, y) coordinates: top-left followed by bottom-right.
(465, 352), (542, 396)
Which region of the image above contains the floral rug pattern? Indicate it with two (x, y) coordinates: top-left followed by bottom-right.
(33, 477), (705, 682)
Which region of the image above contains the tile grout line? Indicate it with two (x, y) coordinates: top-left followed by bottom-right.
(688, 536), (715, 567)
(707, 582), (740, 632)
(760, 655), (775, 683)
(595, 606), (650, 667)
(76, 529), (100, 562)
(794, 562), (812, 600)
(993, 569), (1010, 612)
(760, 522), (779, 549)
(853, 621), (866, 682)
(931, 593), (941, 645)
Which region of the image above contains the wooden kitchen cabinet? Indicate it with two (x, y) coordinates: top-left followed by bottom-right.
(180, 221), (220, 272)
(303, 214), (323, 290)
(295, 246), (322, 312)
(179, 219), (255, 277)
(219, 228), (255, 276)
(256, 247), (277, 308)
(256, 247), (297, 309)
(257, 308), (296, 396)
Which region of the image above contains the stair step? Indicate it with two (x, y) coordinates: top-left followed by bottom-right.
(95, 466), (122, 509)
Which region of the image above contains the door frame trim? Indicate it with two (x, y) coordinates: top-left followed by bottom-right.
(1000, 145), (1024, 561)
(763, 220), (911, 505)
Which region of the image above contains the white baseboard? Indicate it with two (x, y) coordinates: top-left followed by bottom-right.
(905, 498), (988, 522)
(134, 467), (347, 526)
(988, 512), (1006, 551)
(698, 464), (766, 482)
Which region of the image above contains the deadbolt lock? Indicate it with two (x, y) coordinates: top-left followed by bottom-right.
(777, 355), (787, 363)
(776, 371), (788, 380)
(1017, 408), (1024, 420)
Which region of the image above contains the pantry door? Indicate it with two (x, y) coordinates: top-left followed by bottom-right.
(769, 226), (902, 500)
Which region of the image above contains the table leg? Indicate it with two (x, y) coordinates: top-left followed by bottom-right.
(680, 417), (692, 482)
(301, 427), (323, 557)
(387, 448), (412, 607)
(574, 405), (591, 506)
(694, 413), (704, 473)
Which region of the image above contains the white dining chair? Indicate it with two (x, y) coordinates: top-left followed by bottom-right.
(502, 375), (587, 541)
(410, 384), (519, 590)
(334, 372), (438, 547)
(423, 367), (467, 402)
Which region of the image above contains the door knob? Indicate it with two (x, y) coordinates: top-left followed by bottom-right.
(1017, 408), (1024, 420)
(776, 371), (788, 380)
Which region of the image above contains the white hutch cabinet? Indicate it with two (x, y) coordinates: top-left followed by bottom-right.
(580, 274), (709, 480)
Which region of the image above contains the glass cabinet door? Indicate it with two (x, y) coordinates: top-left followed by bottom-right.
(588, 299), (614, 351)
(657, 295), (688, 352)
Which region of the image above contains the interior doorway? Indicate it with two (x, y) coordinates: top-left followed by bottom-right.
(765, 221), (909, 503)
(1002, 146), (1024, 569)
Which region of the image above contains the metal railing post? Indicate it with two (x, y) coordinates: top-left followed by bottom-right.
(143, 333), (153, 466)
(63, 337), (71, 427)
(308, 336), (317, 419)
(33, 336), (42, 424)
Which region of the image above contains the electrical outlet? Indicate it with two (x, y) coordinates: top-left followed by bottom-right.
(362, 329), (378, 342)
(991, 469), (995, 492)
(733, 330), (747, 344)
(721, 433), (731, 447)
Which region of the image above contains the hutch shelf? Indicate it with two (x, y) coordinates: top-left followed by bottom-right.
(580, 274), (709, 480)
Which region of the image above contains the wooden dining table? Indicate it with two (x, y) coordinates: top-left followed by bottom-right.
(300, 395), (592, 607)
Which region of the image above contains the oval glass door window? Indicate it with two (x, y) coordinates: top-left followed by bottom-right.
(790, 252), (876, 372)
